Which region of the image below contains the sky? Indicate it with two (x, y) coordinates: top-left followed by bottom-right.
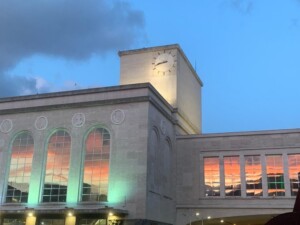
(1, 0), (300, 133)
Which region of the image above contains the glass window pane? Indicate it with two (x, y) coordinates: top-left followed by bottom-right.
(39, 219), (65, 225)
(288, 154), (300, 196)
(3, 218), (26, 225)
(266, 155), (285, 196)
(42, 130), (71, 202)
(245, 155), (262, 196)
(204, 157), (220, 196)
(6, 132), (34, 203)
(224, 156), (241, 196)
(82, 128), (110, 202)
(78, 219), (106, 225)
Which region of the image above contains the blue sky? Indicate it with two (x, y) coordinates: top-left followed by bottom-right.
(2, 0), (300, 133)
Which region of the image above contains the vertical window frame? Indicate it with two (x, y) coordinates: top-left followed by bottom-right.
(42, 130), (71, 203)
(266, 155), (285, 197)
(81, 127), (111, 202)
(6, 131), (34, 203)
(288, 154), (300, 196)
(204, 157), (220, 197)
(244, 155), (263, 197)
(224, 156), (241, 197)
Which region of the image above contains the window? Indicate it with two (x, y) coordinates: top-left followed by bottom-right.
(224, 156), (241, 196)
(266, 155), (285, 196)
(82, 128), (110, 202)
(3, 218), (26, 225)
(204, 157), (220, 196)
(78, 219), (106, 225)
(288, 154), (300, 196)
(245, 155), (262, 196)
(149, 128), (159, 193)
(6, 132), (34, 203)
(39, 219), (65, 225)
(42, 130), (71, 202)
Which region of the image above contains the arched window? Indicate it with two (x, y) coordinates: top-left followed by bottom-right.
(6, 132), (34, 203)
(162, 138), (172, 195)
(82, 127), (110, 202)
(42, 130), (71, 202)
(149, 128), (159, 192)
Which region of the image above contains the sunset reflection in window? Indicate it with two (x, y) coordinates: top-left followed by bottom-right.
(82, 128), (110, 202)
(245, 155), (262, 196)
(204, 157), (220, 196)
(266, 155), (285, 196)
(288, 154), (300, 196)
(224, 156), (241, 196)
(6, 132), (34, 203)
(43, 130), (71, 202)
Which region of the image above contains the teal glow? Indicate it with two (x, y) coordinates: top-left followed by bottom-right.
(108, 181), (131, 204)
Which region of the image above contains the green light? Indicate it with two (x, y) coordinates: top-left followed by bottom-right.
(108, 181), (131, 204)
(28, 176), (41, 204)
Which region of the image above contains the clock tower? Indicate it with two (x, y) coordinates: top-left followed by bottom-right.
(119, 44), (203, 134)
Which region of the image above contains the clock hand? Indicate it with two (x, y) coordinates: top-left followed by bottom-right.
(155, 60), (168, 66)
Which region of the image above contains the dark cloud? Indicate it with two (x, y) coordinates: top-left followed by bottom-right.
(0, 0), (145, 97)
(0, 73), (37, 97)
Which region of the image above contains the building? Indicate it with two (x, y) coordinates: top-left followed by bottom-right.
(0, 44), (299, 225)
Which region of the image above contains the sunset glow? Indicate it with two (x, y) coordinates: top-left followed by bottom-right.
(224, 156), (241, 196)
(82, 127), (110, 202)
(42, 130), (71, 202)
(245, 155), (262, 196)
(204, 157), (220, 196)
(288, 154), (300, 196)
(266, 155), (285, 196)
(6, 132), (34, 203)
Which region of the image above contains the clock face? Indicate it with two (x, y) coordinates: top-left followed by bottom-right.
(152, 50), (176, 75)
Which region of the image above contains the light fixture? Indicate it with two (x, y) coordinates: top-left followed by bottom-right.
(207, 216), (211, 219)
(65, 207), (74, 217)
(220, 220), (224, 223)
(109, 212), (114, 216)
(196, 212), (200, 216)
(25, 208), (34, 217)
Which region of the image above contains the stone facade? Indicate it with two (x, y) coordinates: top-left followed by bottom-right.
(0, 45), (298, 225)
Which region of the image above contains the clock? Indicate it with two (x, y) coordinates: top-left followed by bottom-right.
(152, 50), (176, 75)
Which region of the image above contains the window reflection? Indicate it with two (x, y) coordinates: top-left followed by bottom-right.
(39, 219), (65, 225)
(6, 132), (34, 203)
(78, 219), (107, 225)
(43, 130), (71, 202)
(82, 128), (110, 202)
(224, 156), (241, 196)
(288, 154), (300, 196)
(245, 155), (262, 196)
(3, 218), (26, 225)
(204, 157), (220, 196)
(266, 155), (285, 196)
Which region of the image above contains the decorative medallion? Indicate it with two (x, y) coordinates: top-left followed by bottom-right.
(72, 113), (85, 127)
(111, 109), (125, 125)
(35, 116), (48, 130)
(160, 119), (167, 135)
(0, 119), (13, 133)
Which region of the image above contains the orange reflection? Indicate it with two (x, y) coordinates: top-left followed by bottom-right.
(266, 155), (284, 196)
(43, 131), (71, 202)
(288, 154), (300, 196)
(224, 156), (241, 196)
(82, 128), (110, 201)
(245, 156), (262, 196)
(7, 132), (34, 203)
(204, 157), (220, 196)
